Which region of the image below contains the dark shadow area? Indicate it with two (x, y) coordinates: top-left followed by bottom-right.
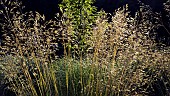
(22, 0), (61, 20)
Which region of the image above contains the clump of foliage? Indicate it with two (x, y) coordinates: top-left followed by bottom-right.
(58, 0), (99, 56)
(88, 4), (170, 95)
(0, 0), (170, 96)
(0, 0), (59, 60)
(0, 0), (59, 95)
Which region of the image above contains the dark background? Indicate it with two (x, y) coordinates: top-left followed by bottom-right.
(21, 0), (167, 19)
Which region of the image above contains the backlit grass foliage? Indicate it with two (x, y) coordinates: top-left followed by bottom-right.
(0, 0), (170, 96)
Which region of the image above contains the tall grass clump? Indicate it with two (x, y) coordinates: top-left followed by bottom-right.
(56, 3), (170, 95)
(0, 0), (170, 96)
(0, 0), (59, 95)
